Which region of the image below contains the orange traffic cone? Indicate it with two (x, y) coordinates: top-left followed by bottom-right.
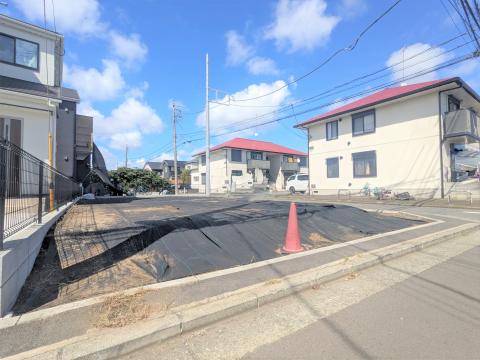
(282, 202), (303, 253)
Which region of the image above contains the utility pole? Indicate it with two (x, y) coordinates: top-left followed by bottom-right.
(172, 102), (178, 195)
(125, 144), (128, 168)
(205, 53), (211, 196)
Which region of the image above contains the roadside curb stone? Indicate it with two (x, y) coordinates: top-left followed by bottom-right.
(5, 222), (479, 360)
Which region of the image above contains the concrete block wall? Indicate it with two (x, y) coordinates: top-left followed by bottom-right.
(0, 202), (73, 316)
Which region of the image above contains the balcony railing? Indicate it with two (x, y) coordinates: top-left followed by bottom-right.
(281, 162), (300, 171)
(247, 159), (270, 169)
(444, 109), (479, 140)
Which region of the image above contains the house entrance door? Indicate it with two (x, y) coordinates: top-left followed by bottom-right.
(0, 118), (22, 196)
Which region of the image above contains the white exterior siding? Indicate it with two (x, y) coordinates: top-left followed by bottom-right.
(0, 92), (57, 164)
(0, 18), (59, 86)
(192, 147), (307, 193)
(308, 92), (442, 198)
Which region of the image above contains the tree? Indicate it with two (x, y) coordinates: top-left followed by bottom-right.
(108, 167), (170, 192)
(180, 168), (191, 185)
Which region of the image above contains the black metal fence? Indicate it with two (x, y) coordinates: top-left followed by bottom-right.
(0, 138), (81, 248)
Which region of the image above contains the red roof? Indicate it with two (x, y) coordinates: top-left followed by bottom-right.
(298, 78), (456, 127)
(198, 138), (306, 156)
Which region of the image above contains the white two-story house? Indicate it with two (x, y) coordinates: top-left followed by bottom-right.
(0, 14), (109, 183)
(190, 137), (307, 192)
(297, 77), (480, 199)
(1, 14), (65, 164)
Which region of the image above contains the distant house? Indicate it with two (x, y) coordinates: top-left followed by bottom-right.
(296, 77), (480, 199)
(143, 161), (163, 176)
(190, 137), (307, 193)
(144, 160), (187, 183)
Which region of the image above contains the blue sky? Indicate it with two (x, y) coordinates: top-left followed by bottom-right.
(2, 0), (479, 168)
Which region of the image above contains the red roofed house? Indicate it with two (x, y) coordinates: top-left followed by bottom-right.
(190, 138), (307, 192)
(296, 77), (480, 198)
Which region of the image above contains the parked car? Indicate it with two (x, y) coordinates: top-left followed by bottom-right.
(286, 173), (309, 194)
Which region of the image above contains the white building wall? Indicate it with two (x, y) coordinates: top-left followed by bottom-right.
(0, 19), (58, 86)
(0, 92), (56, 164)
(193, 148), (307, 193)
(308, 91), (442, 198)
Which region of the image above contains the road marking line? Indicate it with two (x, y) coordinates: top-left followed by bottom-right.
(431, 213), (480, 222)
(465, 211), (480, 214)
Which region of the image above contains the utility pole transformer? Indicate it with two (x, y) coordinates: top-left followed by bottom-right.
(172, 102), (178, 195)
(205, 53), (211, 196)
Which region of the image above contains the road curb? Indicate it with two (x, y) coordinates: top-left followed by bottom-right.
(7, 222), (479, 360)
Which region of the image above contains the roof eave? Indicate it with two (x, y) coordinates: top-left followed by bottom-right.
(196, 146), (306, 157)
(295, 77), (467, 129)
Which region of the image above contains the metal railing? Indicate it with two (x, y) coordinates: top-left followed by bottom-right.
(0, 138), (81, 248)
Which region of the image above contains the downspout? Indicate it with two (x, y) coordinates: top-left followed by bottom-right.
(307, 127), (311, 196)
(438, 83), (462, 198)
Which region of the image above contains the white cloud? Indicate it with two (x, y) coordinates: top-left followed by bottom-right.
(247, 57), (280, 75)
(386, 43), (449, 83)
(151, 149), (190, 162)
(125, 81), (149, 99)
(79, 97), (164, 150)
(12, 0), (105, 36)
(98, 98), (164, 139)
(131, 158), (146, 168)
(265, 0), (340, 52)
(109, 31), (148, 67)
(196, 80), (290, 136)
(337, 0), (367, 19)
(226, 30), (255, 66)
(64, 60), (125, 102)
(109, 131), (142, 150)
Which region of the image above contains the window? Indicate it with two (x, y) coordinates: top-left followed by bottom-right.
(352, 151), (377, 177)
(287, 175), (295, 181)
(231, 149), (242, 162)
(201, 173), (206, 185)
(231, 170), (242, 176)
(298, 175), (309, 181)
(283, 155), (295, 163)
(326, 157), (339, 178)
(326, 120), (338, 140)
(299, 157), (307, 167)
(448, 95), (461, 112)
(0, 34), (39, 70)
(250, 151), (263, 160)
(0, 35), (14, 63)
(352, 110), (375, 136)
(201, 155), (206, 165)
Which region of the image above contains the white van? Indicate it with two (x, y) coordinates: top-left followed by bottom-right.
(286, 173), (309, 194)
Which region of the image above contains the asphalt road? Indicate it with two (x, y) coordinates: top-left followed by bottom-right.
(245, 244), (480, 359)
(121, 230), (480, 360)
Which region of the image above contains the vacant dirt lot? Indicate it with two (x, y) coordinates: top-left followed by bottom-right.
(13, 196), (424, 314)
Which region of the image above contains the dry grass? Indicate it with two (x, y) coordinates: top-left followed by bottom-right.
(264, 278), (281, 286)
(345, 272), (359, 281)
(308, 232), (336, 247)
(122, 205), (180, 214)
(95, 292), (150, 328)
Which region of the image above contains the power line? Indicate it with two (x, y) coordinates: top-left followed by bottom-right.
(181, 51), (477, 146)
(135, 50), (477, 161)
(178, 36), (471, 137)
(224, 0), (404, 103)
